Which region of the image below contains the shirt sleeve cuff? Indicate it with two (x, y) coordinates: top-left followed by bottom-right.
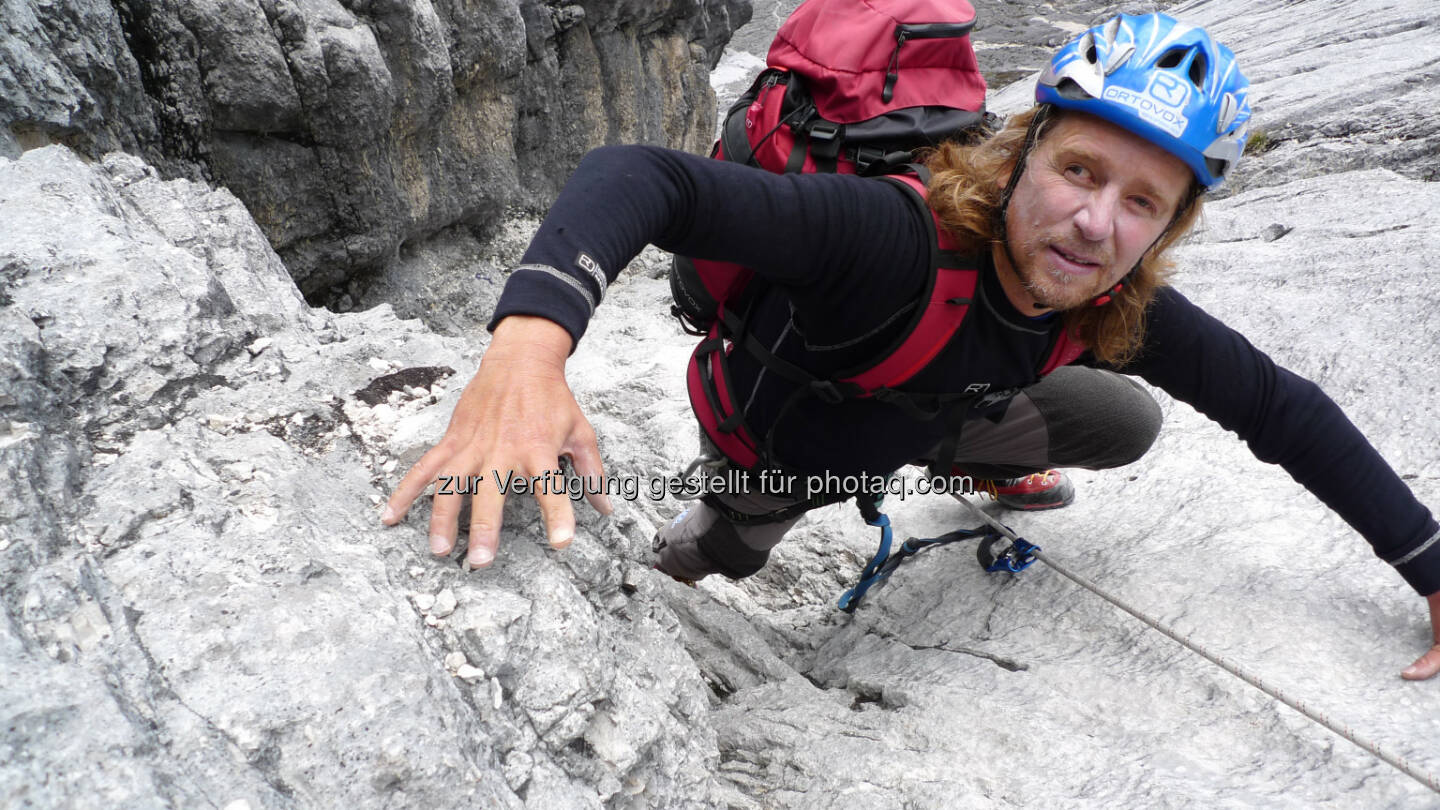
(1388, 524), (1440, 596)
(486, 265), (595, 351)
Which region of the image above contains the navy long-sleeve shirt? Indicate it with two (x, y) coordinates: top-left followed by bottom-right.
(489, 145), (1440, 595)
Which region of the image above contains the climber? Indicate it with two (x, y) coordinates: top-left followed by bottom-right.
(380, 13), (1440, 680)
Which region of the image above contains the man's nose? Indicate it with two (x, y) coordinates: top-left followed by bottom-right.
(1074, 190), (1117, 242)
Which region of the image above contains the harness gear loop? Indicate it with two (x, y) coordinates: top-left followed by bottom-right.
(674, 451), (727, 501)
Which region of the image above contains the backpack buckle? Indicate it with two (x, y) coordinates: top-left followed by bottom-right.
(853, 147), (914, 177)
(804, 121), (843, 163)
(808, 121), (840, 142)
(853, 145), (885, 173)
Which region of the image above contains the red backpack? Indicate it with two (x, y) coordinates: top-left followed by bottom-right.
(725, 0), (988, 177)
(672, 0), (1085, 472)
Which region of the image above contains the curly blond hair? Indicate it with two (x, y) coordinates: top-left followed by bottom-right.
(924, 107), (1204, 366)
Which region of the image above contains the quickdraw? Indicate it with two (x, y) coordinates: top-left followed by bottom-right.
(838, 498), (1039, 612)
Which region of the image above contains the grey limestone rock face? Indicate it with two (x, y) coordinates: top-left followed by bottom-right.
(1, 0), (749, 296)
(6, 0), (1440, 807)
(1170, 0), (1440, 192)
(0, 0), (162, 163)
(0, 147), (726, 808)
(9, 148), (1435, 806)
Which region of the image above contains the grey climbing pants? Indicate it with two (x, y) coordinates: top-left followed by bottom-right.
(652, 367), (1163, 581)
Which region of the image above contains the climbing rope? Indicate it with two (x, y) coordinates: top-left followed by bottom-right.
(951, 495), (1440, 796)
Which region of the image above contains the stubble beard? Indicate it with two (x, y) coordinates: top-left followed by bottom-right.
(1013, 235), (1111, 312)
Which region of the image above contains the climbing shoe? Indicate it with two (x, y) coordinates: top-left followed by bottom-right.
(974, 470), (1075, 511)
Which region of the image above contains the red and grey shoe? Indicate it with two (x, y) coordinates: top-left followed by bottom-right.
(975, 470), (1076, 511)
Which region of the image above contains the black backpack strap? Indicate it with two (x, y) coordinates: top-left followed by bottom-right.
(854, 147), (919, 176)
(784, 130), (809, 173)
(825, 171), (945, 387)
(805, 119), (843, 173)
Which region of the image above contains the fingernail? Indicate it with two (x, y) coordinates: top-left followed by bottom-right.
(468, 547), (495, 568)
(381, 505), (396, 523)
(597, 494), (614, 515)
(430, 534), (450, 554)
(549, 527), (573, 549)
(1404, 665), (1420, 677)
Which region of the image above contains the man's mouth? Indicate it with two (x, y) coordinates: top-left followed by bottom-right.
(1048, 245), (1102, 275)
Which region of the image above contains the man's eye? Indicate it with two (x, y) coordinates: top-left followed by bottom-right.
(1131, 196), (1159, 214)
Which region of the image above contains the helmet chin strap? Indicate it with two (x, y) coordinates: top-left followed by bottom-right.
(995, 106), (1049, 296)
(1086, 274), (1130, 308)
(997, 105), (1204, 311)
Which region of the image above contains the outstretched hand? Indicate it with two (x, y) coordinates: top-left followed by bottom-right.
(380, 316), (613, 568)
(1402, 590), (1440, 680)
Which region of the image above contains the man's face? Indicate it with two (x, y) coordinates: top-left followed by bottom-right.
(998, 112), (1194, 313)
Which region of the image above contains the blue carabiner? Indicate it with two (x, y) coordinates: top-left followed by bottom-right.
(979, 535), (1040, 573)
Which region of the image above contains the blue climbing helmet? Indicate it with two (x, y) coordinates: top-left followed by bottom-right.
(1035, 13), (1251, 188)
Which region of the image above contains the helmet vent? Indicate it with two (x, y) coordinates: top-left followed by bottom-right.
(1188, 52), (1208, 88)
(1218, 93), (1240, 133)
(1035, 12), (1252, 188)
(1157, 47), (1209, 89)
(1157, 48), (1186, 69)
(1054, 78), (1090, 100)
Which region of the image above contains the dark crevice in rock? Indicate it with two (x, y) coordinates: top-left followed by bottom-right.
(95, 489), (193, 558)
(798, 668), (828, 691)
(906, 639), (1027, 671)
(257, 411), (337, 449)
(703, 670), (738, 701)
(848, 686), (888, 712)
(1340, 224), (1413, 239)
(871, 625), (1028, 672)
(109, 0), (213, 181)
(152, 373), (231, 408)
(243, 738), (295, 797)
(352, 366), (456, 406)
(298, 560), (337, 582)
